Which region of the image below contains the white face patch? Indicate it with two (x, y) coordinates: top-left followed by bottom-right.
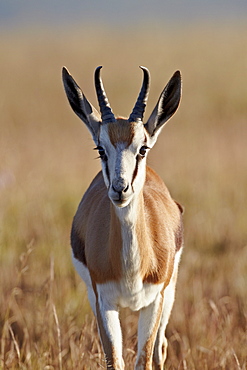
(98, 120), (151, 208)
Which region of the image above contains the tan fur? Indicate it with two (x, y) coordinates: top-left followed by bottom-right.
(72, 167), (182, 286)
(138, 167), (180, 286)
(108, 118), (136, 147)
(73, 172), (123, 283)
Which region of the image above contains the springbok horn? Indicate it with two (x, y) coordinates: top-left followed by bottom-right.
(129, 66), (150, 123)
(94, 66), (116, 123)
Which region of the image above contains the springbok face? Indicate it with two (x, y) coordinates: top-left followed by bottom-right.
(97, 118), (151, 207)
(62, 66), (181, 208)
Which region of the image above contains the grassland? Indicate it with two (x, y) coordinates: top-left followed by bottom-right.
(0, 22), (247, 369)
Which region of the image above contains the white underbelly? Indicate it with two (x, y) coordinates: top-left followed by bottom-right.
(72, 252), (164, 311)
(72, 249), (183, 315)
(97, 278), (164, 311)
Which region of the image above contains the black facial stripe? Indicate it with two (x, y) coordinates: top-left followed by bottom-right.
(105, 162), (110, 184)
(144, 133), (148, 145)
(131, 156), (140, 189)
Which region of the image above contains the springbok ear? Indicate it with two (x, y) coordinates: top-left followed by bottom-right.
(144, 71), (181, 144)
(62, 67), (101, 143)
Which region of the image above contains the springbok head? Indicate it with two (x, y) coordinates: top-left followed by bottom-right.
(62, 66), (181, 208)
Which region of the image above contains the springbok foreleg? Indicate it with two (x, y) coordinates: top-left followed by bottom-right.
(96, 293), (124, 370)
(152, 285), (175, 369)
(153, 253), (181, 369)
(135, 289), (165, 370)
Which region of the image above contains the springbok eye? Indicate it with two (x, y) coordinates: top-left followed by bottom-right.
(139, 146), (149, 157)
(94, 146), (107, 161)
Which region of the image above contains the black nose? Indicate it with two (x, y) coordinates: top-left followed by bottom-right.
(112, 180), (129, 194)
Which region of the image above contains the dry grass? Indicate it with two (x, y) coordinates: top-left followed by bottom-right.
(0, 22), (247, 369)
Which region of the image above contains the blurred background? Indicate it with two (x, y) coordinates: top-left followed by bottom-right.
(0, 1), (247, 369)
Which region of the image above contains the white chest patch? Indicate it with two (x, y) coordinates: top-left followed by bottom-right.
(97, 205), (164, 311)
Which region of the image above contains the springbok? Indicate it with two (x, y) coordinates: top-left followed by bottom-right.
(62, 66), (184, 369)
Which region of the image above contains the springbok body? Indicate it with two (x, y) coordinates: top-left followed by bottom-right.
(62, 66), (184, 369)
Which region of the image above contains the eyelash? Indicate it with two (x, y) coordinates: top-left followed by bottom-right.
(94, 146), (107, 161)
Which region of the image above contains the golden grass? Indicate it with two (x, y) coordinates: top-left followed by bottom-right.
(0, 22), (247, 369)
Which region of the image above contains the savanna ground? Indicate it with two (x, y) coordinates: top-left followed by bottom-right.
(0, 22), (247, 369)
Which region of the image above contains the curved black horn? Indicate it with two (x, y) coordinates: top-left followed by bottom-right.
(94, 66), (116, 123)
(129, 66), (150, 123)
